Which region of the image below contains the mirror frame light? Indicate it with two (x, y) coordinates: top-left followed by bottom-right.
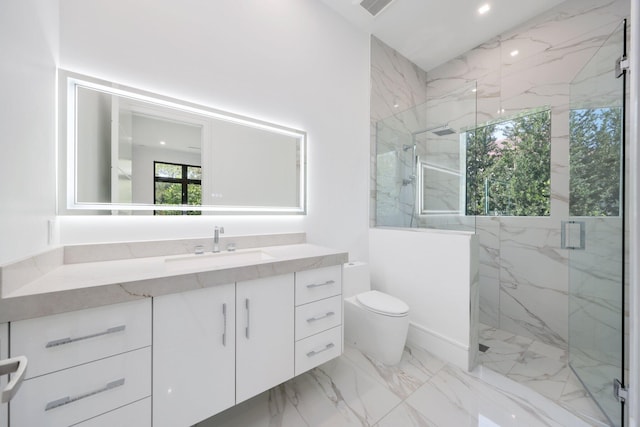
(60, 70), (307, 215)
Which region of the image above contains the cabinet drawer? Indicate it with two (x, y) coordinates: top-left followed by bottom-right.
(11, 299), (151, 379)
(10, 347), (151, 427)
(295, 326), (342, 376)
(295, 295), (342, 341)
(295, 265), (342, 305)
(74, 397), (150, 427)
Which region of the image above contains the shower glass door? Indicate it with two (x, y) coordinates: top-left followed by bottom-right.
(568, 20), (626, 427)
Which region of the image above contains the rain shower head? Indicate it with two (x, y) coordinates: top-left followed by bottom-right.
(360, 0), (395, 16)
(431, 125), (457, 136)
(412, 124), (458, 138)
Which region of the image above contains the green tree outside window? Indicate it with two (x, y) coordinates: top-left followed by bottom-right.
(154, 161), (202, 215)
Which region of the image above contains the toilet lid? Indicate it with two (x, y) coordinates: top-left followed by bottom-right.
(356, 290), (409, 316)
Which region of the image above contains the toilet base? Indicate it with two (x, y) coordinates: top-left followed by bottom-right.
(344, 297), (409, 365)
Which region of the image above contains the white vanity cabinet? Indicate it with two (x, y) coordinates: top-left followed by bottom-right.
(8, 300), (152, 427)
(235, 274), (294, 403)
(152, 274), (294, 425)
(153, 283), (236, 427)
(294, 265), (343, 376)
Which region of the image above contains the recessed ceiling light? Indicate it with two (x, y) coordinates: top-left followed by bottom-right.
(159, 140), (166, 145)
(478, 3), (490, 15)
(510, 50), (519, 57)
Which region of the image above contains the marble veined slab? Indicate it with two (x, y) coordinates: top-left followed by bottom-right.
(0, 234), (347, 323)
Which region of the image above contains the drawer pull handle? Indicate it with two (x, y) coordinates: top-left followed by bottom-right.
(306, 280), (335, 289)
(45, 325), (126, 348)
(45, 378), (125, 411)
(306, 311), (335, 323)
(245, 298), (250, 339)
(306, 342), (335, 358)
(222, 303), (227, 346)
(0, 355), (28, 403)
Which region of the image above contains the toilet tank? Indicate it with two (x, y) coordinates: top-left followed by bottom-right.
(342, 262), (371, 298)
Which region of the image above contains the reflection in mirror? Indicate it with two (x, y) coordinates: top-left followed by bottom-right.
(62, 71), (306, 214)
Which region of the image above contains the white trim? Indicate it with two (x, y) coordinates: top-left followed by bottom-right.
(406, 321), (472, 372)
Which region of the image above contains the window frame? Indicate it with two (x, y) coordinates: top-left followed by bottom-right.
(153, 161), (202, 215)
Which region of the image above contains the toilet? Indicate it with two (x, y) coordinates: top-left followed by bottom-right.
(343, 261), (410, 365)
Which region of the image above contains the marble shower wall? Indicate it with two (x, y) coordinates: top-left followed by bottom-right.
(371, 37), (428, 227)
(369, 0), (628, 351)
(427, 0), (629, 348)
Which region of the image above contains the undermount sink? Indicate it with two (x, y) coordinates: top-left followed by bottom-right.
(164, 249), (275, 271)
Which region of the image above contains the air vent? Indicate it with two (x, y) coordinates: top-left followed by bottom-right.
(360, 0), (394, 16)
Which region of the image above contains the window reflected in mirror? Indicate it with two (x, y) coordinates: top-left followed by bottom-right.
(153, 162), (202, 215)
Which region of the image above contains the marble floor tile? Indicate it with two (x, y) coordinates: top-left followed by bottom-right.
(559, 371), (610, 426)
(199, 343), (597, 427)
(529, 340), (568, 361)
(374, 402), (436, 427)
(507, 353), (571, 401)
(196, 384), (308, 427)
(406, 364), (580, 427)
(285, 356), (402, 426)
(479, 324), (611, 425)
(341, 345), (445, 399)
(468, 366), (594, 427)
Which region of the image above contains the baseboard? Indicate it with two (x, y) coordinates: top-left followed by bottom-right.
(406, 321), (472, 371)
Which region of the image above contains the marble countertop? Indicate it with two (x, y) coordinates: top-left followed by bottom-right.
(0, 234), (348, 323)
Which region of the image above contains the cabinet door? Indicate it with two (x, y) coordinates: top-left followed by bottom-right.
(153, 284), (235, 427)
(74, 397), (150, 427)
(11, 299), (151, 380)
(236, 274), (294, 403)
(10, 348), (150, 427)
(0, 324), (7, 427)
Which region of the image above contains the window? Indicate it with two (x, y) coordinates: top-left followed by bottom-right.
(466, 109), (551, 216)
(154, 161), (202, 215)
(569, 107), (622, 216)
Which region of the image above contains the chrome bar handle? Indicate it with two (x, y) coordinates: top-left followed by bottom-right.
(306, 342), (335, 358)
(45, 325), (126, 348)
(560, 220), (586, 250)
(45, 378), (125, 411)
(306, 280), (335, 289)
(0, 355), (28, 403)
(306, 311), (335, 323)
(222, 303), (227, 346)
(245, 298), (250, 339)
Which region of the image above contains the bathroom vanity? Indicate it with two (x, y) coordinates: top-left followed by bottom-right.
(0, 233), (347, 427)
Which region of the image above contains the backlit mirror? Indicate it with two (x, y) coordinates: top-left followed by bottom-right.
(60, 71), (306, 214)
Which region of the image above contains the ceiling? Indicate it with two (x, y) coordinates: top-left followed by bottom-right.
(319, 0), (567, 71)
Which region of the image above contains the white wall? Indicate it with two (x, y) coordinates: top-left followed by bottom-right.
(369, 227), (479, 370)
(57, 0), (371, 260)
(0, 0), (59, 265)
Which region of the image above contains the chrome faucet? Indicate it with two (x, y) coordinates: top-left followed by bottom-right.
(213, 226), (225, 253)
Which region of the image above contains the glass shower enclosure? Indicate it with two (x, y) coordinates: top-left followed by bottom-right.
(568, 20), (627, 427)
(375, 81), (477, 232)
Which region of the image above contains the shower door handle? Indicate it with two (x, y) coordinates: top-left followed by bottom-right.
(561, 220), (585, 250)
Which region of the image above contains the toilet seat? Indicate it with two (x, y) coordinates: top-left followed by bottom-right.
(356, 290), (409, 317)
